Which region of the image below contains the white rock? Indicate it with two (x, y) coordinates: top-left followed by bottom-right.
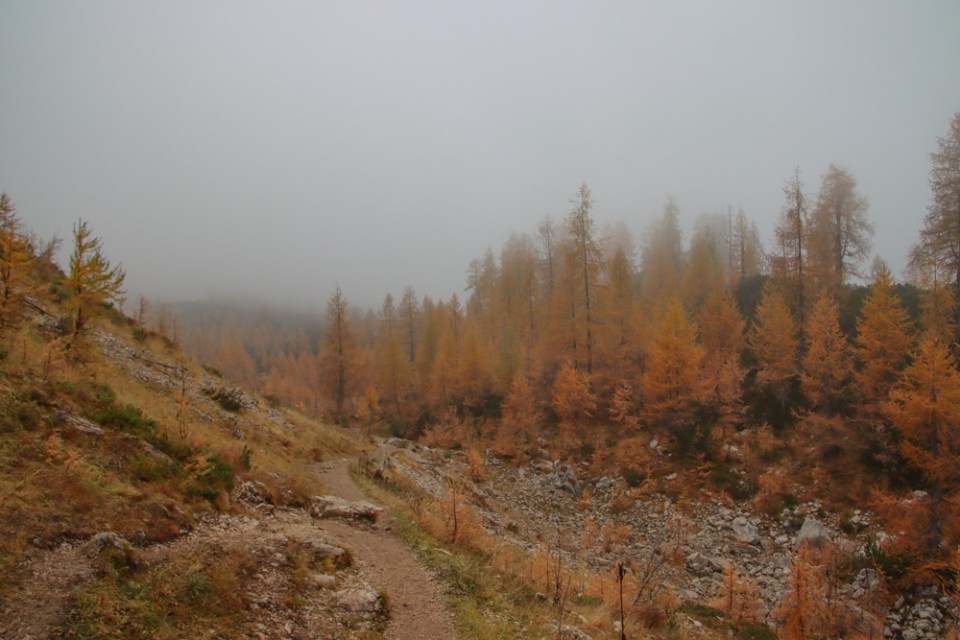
(796, 517), (831, 547)
(732, 516), (760, 544)
(336, 587), (382, 612)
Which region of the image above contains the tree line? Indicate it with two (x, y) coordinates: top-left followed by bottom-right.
(175, 112), (960, 584)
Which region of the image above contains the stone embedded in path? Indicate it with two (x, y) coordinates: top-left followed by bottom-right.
(309, 573), (337, 589)
(311, 495), (383, 522)
(335, 586), (382, 612)
(82, 532), (141, 572)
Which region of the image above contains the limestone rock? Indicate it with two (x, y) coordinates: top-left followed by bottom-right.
(55, 411), (104, 436)
(797, 517), (831, 547)
(335, 586), (382, 612)
(82, 532), (140, 572)
(312, 495), (383, 522)
(309, 573), (337, 589)
(558, 624), (592, 640)
(234, 480), (273, 505)
(732, 516), (760, 545)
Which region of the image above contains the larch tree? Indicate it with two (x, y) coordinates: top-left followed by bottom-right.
(456, 322), (490, 409)
(885, 332), (960, 561)
(772, 169), (812, 327)
(564, 182), (603, 374)
(855, 261), (914, 413)
(0, 193), (35, 334)
(640, 198), (684, 305)
(398, 286), (420, 364)
(809, 164), (873, 289)
(732, 209), (763, 285)
(551, 360), (596, 442)
(914, 111), (960, 286)
(751, 284), (800, 408)
(537, 215), (559, 298)
(320, 285), (356, 423)
(642, 299), (706, 433)
(683, 227), (724, 313)
(67, 219), (125, 344)
(801, 292), (852, 416)
(497, 375), (541, 459)
(699, 284), (746, 439)
(597, 242), (642, 390)
(378, 334), (410, 417)
(499, 232), (539, 344)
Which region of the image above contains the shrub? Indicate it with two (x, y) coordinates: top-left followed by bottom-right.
(132, 327), (147, 343)
(188, 454), (236, 501)
(89, 403), (157, 437)
(240, 444), (252, 472)
(624, 470), (646, 488)
(133, 455), (178, 482)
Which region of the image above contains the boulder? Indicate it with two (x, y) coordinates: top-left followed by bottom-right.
(55, 411), (104, 436)
(234, 480), (273, 506)
(732, 516), (760, 545)
(312, 495), (383, 522)
(309, 573), (337, 589)
(796, 517), (831, 548)
(335, 586), (382, 613)
(82, 532), (140, 572)
(558, 625), (593, 640)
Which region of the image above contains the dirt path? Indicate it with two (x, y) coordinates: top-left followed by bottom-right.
(316, 458), (458, 640)
(0, 455), (457, 640)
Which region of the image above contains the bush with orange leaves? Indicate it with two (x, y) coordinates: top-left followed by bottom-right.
(466, 448), (485, 483)
(776, 543), (879, 640)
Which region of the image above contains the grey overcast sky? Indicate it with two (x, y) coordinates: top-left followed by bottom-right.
(1, 1), (959, 310)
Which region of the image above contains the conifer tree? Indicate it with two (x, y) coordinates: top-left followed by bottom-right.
(699, 285), (745, 436)
(802, 292), (852, 416)
(564, 183), (603, 374)
(885, 332), (960, 557)
(771, 170), (812, 327)
(913, 112), (960, 286)
(0, 193), (35, 334)
(751, 284), (799, 407)
(809, 164), (873, 289)
(552, 360), (596, 431)
(67, 219), (125, 343)
(642, 300), (706, 431)
(320, 285), (356, 423)
(855, 262), (913, 413)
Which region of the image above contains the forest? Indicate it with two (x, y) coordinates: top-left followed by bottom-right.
(165, 113), (960, 594)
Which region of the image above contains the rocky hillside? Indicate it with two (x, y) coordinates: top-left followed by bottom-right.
(364, 440), (960, 640)
(0, 295), (461, 639)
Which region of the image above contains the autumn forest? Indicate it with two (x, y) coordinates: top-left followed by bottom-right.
(142, 113), (959, 592)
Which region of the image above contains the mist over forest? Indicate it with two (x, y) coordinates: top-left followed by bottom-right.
(2, 2), (960, 311)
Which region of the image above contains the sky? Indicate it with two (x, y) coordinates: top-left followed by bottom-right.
(1, 1), (959, 311)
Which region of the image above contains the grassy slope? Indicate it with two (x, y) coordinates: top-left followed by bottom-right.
(0, 287), (362, 637)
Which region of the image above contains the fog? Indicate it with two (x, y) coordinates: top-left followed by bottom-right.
(1, 1), (959, 311)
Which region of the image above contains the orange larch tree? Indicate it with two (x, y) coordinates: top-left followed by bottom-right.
(642, 299), (706, 434)
(551, 360), (596, 445)
(802, 292), (852, 416)
(884, 332), (960, 569)
(854, 261), (914, 414)
(699, 285), (745, 441)
(750, 284), (800, 409)
(0, 193), (35, 335)
(320, 285), (357, 424)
